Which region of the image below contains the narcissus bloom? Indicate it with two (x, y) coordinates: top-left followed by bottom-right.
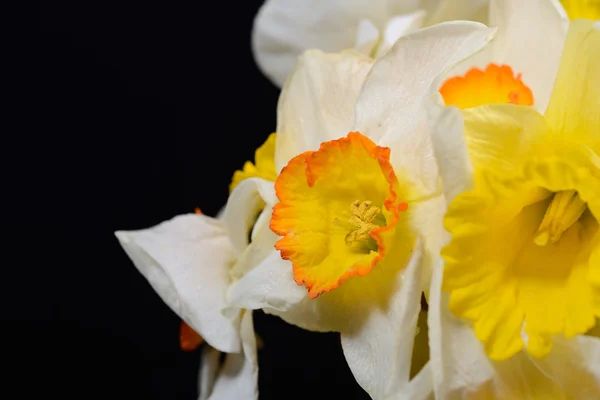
(439, 0), (569, 114)
(428, 19), (600, 399)
(252, 0), (492, 86)
(227, 22), (496, 399)
(114, 136), (278, 400)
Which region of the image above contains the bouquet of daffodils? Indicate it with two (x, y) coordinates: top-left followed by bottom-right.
(115, 0), (600, 398)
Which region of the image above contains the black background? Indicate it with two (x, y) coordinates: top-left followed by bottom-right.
(15, 1), (370, 399)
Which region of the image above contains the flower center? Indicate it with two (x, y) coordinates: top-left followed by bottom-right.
(534, 190), (588, 246)
(334, 200), (385, 251)
(270, 132), (409, 299)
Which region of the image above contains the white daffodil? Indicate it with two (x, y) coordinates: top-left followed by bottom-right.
(226, 22), (496, 399)
(252, 0), (492, 87)
(427, 18), (600, 399)
(438, 0), (570, 115)
(114, 135), (278, 400)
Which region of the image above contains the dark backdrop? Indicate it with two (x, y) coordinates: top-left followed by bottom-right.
(16, 1), (370, 399)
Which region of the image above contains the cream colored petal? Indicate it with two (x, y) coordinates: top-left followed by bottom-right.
(374, 10), (428, 58)
(528, 335), (600, 397)
(199, 346), (220, 400)
(222, 178), (276, 257)
(427, 101), (473, 204)
(444, 0), (568, 113)
(354, 21), (496, 194)
(207, 311), (258, 400)
(114, 214), (240, 353)
(275, 49), (374, 172)
(252, 0), (390, 87)
(428, 255), (498, 398)
(226, 250), (308, 316)
(488, 0), (568, 113)
(229, 208), (279, 282)
(341, 241), (428, 399)
(354, 19), (381, 56)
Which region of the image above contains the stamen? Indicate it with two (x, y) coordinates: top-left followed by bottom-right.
(344, 200), (382, 247)
(534, 190), (588, 246)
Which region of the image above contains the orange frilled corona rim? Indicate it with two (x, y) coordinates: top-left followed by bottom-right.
(179, 320), (204, 351)
(439, 63), (534, 109)
(270, 132), (408, 299)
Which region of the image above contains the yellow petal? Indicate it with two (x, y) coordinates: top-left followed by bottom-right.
(544, 19), (600, 150)
(560, 0), (600, 20)
(230, 133), (277, 192)
(461, 104), (551, 175)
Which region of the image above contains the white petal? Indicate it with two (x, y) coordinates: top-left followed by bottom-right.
(199, 346), (220, 400)
(207, 311), (258, 400)
(427, 99), (474, 204)
(402, 363), (434, 400)
(427, 256), (498, 398)
(341, 240), (427, 399)
(228, 210), (279, 283)
(443, 0), (568, 113)
(114, 214), (240, 353)
(528, 335), (600, 396)
(252, 0), (392, 87)
(375, 10), (427, 58)
(275, 49), (374, 171)
(486, 0), (569, 113)
(222, 178), (276, 257)
(226, 250), (308, 317)
(354, 21), (496, 194)
(354, 19), (381, 56)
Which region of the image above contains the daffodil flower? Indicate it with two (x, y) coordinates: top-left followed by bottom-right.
(226, 22), (496, 399)
(114, 135), (277, 400)
(439, 0), (570, 115)
(252, 0), (492, 87)
(428, 19), (600, 398)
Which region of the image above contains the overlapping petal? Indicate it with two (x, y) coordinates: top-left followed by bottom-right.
(445, 0), (568, 113)
(115, 214), (240, 353)
(275, 50), (374, 171)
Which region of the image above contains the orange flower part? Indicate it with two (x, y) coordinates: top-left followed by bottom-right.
(439, 63), (534, 109)
(179, 320), (204, 351)
(194, 207), (202, 215)
(270, 132), (408, 299)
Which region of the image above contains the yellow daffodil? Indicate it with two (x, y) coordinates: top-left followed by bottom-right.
(114, 136), (278, 400)
(428, 19), (600, 399)
(252, 0), (493, 86)
(226, 22), (496, 399)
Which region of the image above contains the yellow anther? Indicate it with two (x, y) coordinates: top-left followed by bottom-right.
(344, 200), (382, 246)
(534, 190), (588, 246)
